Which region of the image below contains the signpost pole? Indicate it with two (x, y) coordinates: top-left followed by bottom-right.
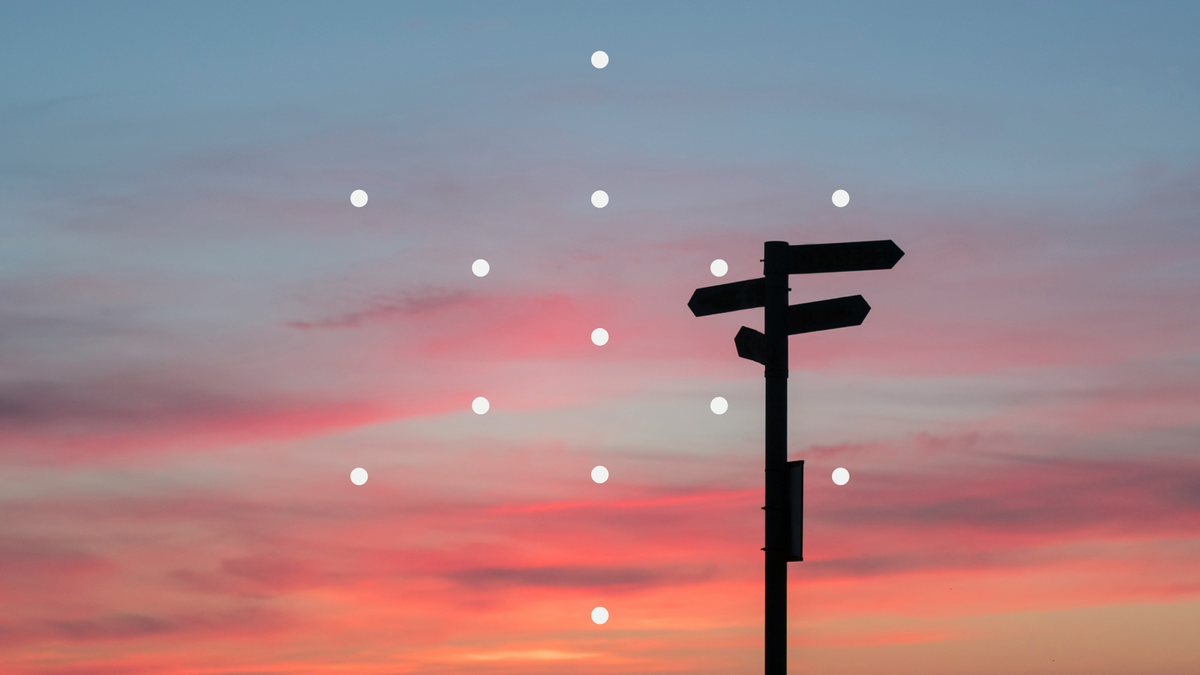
(687, 237), (903, 675)
(763, 241), (790, 675)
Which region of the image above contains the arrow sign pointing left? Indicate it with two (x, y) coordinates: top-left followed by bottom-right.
(735, 326), (769, 366)
(787, 295), (871, 335)
(688, 278), (767, 317)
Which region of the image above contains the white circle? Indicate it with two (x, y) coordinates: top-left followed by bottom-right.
(591, 466), (609, 484)
(591, 607), (609, 624)
(832, 189), (849, 208)
(591, 190), (609, 208)
(350, 467), (368, 485)
(591, 328), (609, 346)
(832, 467), (850, 485)
(472, 259), (490, 277)
(351, 189), (368, 207)
(472, 397), (490, 415)
(591, 51), (609, 69)
(710, 396), (728, 415)
(710, 259), (728, 277)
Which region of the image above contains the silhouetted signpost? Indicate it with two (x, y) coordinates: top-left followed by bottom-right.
(688, 239), (904, 675)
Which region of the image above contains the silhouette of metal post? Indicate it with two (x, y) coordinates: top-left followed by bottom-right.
(763, 241), (790, 675)
(686, 237), (903, 675)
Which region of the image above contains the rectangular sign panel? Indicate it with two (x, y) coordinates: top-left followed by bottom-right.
(788, 460), (803, 562)
(687, 277), (767, 317)
(788, 240), (904, 275)
(734, 326), (769, 366)
(786, 295), (871, 335)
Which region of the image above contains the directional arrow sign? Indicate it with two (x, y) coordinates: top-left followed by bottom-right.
(688, 278), (766, 317)
(734, 326), (769, 366)
(733, 296), (869, 367)
(788, 240), (904, 275)
(786, 295), (871, 335)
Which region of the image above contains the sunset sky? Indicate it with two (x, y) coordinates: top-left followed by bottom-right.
(2, 1), (1199, 673)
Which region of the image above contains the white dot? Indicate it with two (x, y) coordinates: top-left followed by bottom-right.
(591, 328), (609, 346)
(472, 397), (490, 415)
(350, 467), (368, 485)
(351, 189), (368, 207)
(591, 466), (609, 483)
(591, 190), (609, 208)
(591, 607), (609, 624)
(710, 396), (728, 415)
(832, 189), (849, 208)
(472, 259), (490, 277)
(710, 259), (728, 277)
(832, 467), (850, 485)
(591, 51), (609, 69)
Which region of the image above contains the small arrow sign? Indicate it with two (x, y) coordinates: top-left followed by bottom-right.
(788, 240), (904, 275)
(688, 278), (766, 317)
(734, 326), (769, 366)
(787, 295), (871, 334)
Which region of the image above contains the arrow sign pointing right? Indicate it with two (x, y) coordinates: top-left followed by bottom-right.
(788, 240), (904, 275)
(734, 296), (870, 367)
(786, 295), (871, 335)
(688, 278), (767, 317)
